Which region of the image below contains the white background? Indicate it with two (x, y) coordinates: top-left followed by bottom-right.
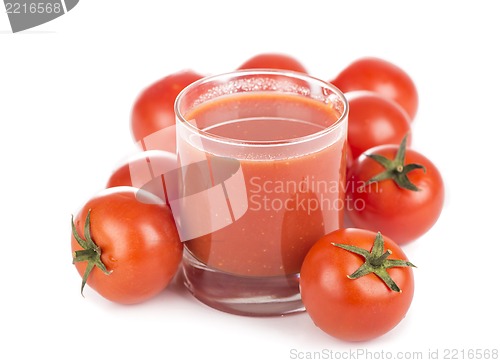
(1, 1), (499, 362)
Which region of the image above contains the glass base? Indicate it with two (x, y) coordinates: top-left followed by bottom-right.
(182, 249), (305, 317)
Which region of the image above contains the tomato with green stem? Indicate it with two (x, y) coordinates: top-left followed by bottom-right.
(346, 135), (444, 244)
(71, 187), (183, 304)
(300, 228), (415, 341)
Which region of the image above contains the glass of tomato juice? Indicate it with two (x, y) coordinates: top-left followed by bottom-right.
(173, 70), (348, 316)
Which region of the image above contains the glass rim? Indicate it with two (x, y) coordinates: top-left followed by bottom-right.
(174, 69), (349, 148)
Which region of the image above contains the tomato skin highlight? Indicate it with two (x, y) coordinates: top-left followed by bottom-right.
(130, 70), (204, 144)
(237, 53), (308, 73)
(300, 228), (414, 342)
(347, 93), (412, 159)
(332, 57), (418, 120)
(347, 145), (444, 244)
(71, 187), (183, 304)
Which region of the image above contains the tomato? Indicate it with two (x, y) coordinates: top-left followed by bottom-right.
(346, 92), (412, 159)
(237, 53), (308, 73)
(331, 57), (419, 120)
(346, 136), (444, 244)
(131, 70), (204, 147)
(106, 150), (177, 205)
(345, 141), (354, 172)
(300, 228), (415, 341)
(71, 187), (183, 304)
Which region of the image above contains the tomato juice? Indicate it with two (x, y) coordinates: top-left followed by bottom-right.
(174, 71), (347, 315)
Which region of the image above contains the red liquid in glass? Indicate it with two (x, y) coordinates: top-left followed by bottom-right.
(179, 92), (347, 315)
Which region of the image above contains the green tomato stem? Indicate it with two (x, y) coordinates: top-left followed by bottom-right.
(364, 134), (426, 191)
(71, 210), (112, 296)
(332, 232), (416, 293)
(369, 249), (392, 267)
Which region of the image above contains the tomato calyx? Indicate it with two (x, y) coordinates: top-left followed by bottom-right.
(332, 232), (416, 293)
(71, 209), (112, 296)
(363, 135), (426, 191)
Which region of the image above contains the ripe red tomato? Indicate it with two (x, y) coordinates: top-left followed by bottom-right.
(106, 150), (177, 205)
(346, 136), (444, 244)
(347, 93), (412, 159)
(300, 228), (415, 341)
(331, 57), (419, 120)
(345, 141), (354, 171)
(131, 70), (204, 146)
(71, 187), (183, 304)
(237, 53), (308, 73)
